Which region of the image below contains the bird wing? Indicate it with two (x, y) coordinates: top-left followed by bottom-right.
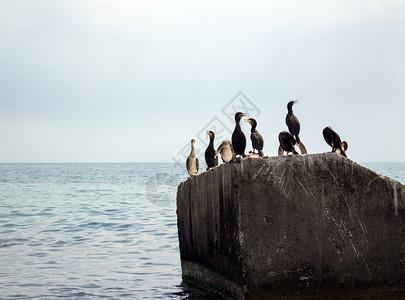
(186, 156), (191, 170)
(216, 141), (227, 152)
(252, 131), (264, 150)
(288, 133), (297, 145)
(322, 128), (333, 147)
(204, 147), (210, 163)
(230, 142), (235, 155)
(286, 114), (300, 136)
(232, 128), (246, 151)
(231, 130), (239, 144)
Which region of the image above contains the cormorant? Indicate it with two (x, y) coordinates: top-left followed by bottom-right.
(246, 118), (264, 157)
(205, 131), (218, 170)
(278, 131), (298, 155)
(231, 112), (247, 159)
(216, 140), (234, 163)
(322, 126), (348, 157)
(285, 100), (307, 154)
(186, 139), (199, 176)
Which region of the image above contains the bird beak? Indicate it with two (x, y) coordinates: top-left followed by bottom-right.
(294, 100), (299, 104)
(244, 119), (251, 123)
(241, 113), (247, 117)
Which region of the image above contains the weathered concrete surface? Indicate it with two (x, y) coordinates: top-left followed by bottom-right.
(176, 153), (405, 299)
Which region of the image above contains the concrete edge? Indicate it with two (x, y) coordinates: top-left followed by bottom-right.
(181, 260), (247, 300)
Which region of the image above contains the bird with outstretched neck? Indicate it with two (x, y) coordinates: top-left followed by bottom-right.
(246, 118), (264, 157)
(278, 131), (298, 155)
(205, 131), (218, 170)
(186, 139), (199, 176)
(322, 126), (348, 157)
(231, 112), (247, 160)
(285, 100), (307, 154)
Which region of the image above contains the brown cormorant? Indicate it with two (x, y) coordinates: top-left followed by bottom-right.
(246, 118), (264, 157)
(278, 131), (298, 155)
(205, 131), (218, 170)
(285, 100), (307, 154)
(216, 140), (234, 163)
(322, 126), (347, 157)
(231, 112), (247, 159)
(186, 139), (199, 176)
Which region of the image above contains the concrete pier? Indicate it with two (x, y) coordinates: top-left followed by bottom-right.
(176, 153), (405, 299)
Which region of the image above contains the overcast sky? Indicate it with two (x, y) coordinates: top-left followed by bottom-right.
(0, 0), (404, 163)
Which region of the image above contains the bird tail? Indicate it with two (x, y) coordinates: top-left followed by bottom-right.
(278, 145), (284, 156)
(292, 147), (299, 155)
(295, 135), (301, 144)
(298, 141), (307, 155)
(258, 150), (264, 157)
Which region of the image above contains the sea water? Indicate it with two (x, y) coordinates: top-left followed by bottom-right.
(0, 162), (404, 299)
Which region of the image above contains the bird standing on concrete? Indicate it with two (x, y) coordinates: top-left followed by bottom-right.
(232, 112), (247, 159)
(186, 139), (199, 176)
(216, 140), (234, 163)
(246, 118), (264, 157)
(278, 131), (299, 155)
(322, 126), (348, 157)
(205, 131), (218, 170)
(286, 100), (307, 154)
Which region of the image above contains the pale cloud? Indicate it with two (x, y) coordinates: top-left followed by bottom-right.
(0, 0), (404, 162)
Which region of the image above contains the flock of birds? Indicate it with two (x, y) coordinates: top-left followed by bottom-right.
(186, 101), (348, 176)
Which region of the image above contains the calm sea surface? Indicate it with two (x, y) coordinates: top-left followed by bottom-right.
(0, 162), (404, 299)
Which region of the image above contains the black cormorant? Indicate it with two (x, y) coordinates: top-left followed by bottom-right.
(216, 140), (234, 163)
(205, 131), (218, 169)
(231, 112), (247, 159)
(285, 100), (307, 154)
(186, 139), (199, 176)
(278, 131), (298, 155)
(322, 126), (347, 157)
(246, 118), (264, 157)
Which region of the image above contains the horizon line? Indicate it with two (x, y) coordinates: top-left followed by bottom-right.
(0, 161), (404, 164)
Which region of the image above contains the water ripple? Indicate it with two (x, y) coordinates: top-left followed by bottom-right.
(0, 163), (227, 299)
